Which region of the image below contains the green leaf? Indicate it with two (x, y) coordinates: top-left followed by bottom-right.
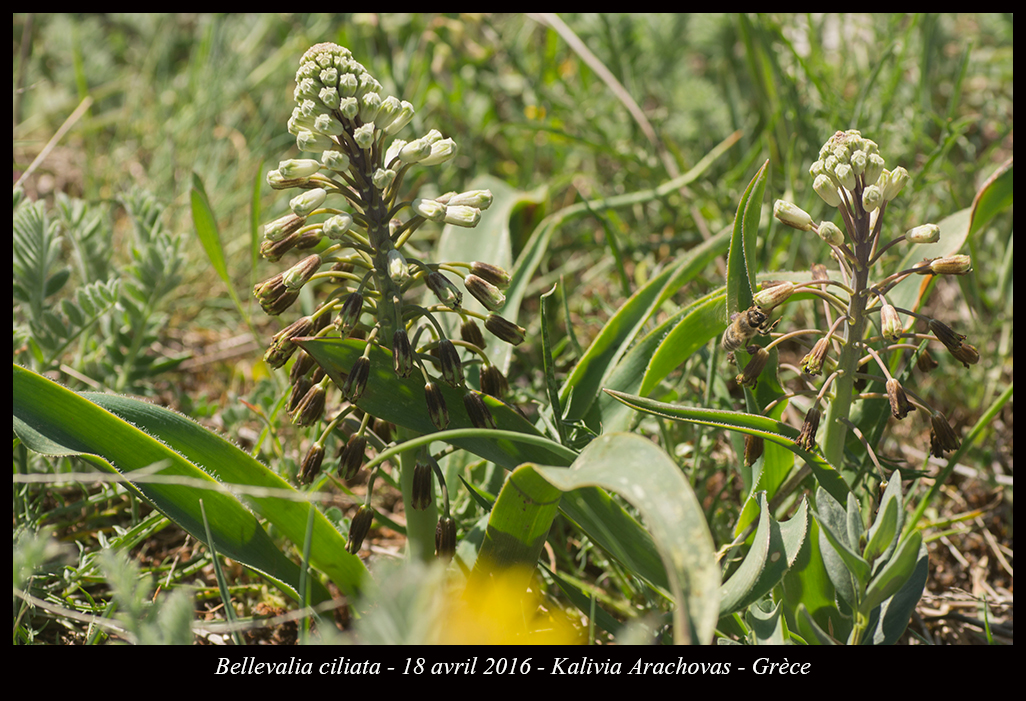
(82, 391), (368, 598)
(719, 493), (808, 615)
(13, 364), (331, 602)
(560, 229), (730, 422)
(603, 389), (851, 504)
(813, 487), (870, 600)
(863, 494), (898, 563)
(860, 530), (923, 615)
(531, 433), (720, 645)
(725, 160), (769, 318)
(863, 541), (929, 645)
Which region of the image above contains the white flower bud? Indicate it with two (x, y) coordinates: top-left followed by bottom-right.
(443, 205), (481, 228)
(339, 96), (359, 121)
(813, 174), (842, 207)
(385, 101), (415, 135)
(278, 159), (321, 179)
(387, 249), (409, 285)
(817, 220), (845, 246)
(314, 112), (344, 136)
(412, 198), (447, 222)
(863, 153), (885, 188)
(318, 86), (340, 110)
(834, 163), (856, 191)
(384, 139), (407, 166)
(354, 123), (376, 150)
(359, 92), (382, 123)
(321, 150), (350, 172)
(446, 189), (493, 210)
(372, 168), (396, 191)
(774, 200), (814, 230)
(905, 223), (940, 244)
(290, 188), (327, 217)
(397, 138), (431, 164)
(296, 129), (334, 152)
(862, 184), (883, 213)
(419, 138), (458, 166)
(323, 213), (354, 240)
(374, 96), (402, 131)
(883, 166), (911, 201)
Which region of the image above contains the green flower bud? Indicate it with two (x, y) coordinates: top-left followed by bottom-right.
(339, 96), (359, 121)
(372, 168), (396, 190)
(290, 188), (327, 217)
(465, 274), (505, 311)
(313, 111), (344, 136)
(484, 314), (526, 346)
(905, 223), (940, 244)
(883, 166), (910, 201)
(773, 200), (814, 230)
(318, 151), (348, 174)
(374, 95), (402, 131)
(849, 150), (867, 176)
(443, 205), (482, 228)
(813, 175), (842, 207)
(834, 163), (856, 191)
(359, 91), (382, 123)
(323, 212), (354, 240)
(817, 220), (845, 246)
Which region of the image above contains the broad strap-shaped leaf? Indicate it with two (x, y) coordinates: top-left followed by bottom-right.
(82, 391), (369, 598)
(604, 389), (851, 504)
(479, 433), (721, 645)
(725, 160), (769, 318)
(719, 493), (808, 615)
(12, 364), (339, 602)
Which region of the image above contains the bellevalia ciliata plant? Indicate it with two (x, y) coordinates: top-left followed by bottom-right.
(766, 129), (973, 468)
(255, 42), (523, 559)
(739, 129), (977, 643)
